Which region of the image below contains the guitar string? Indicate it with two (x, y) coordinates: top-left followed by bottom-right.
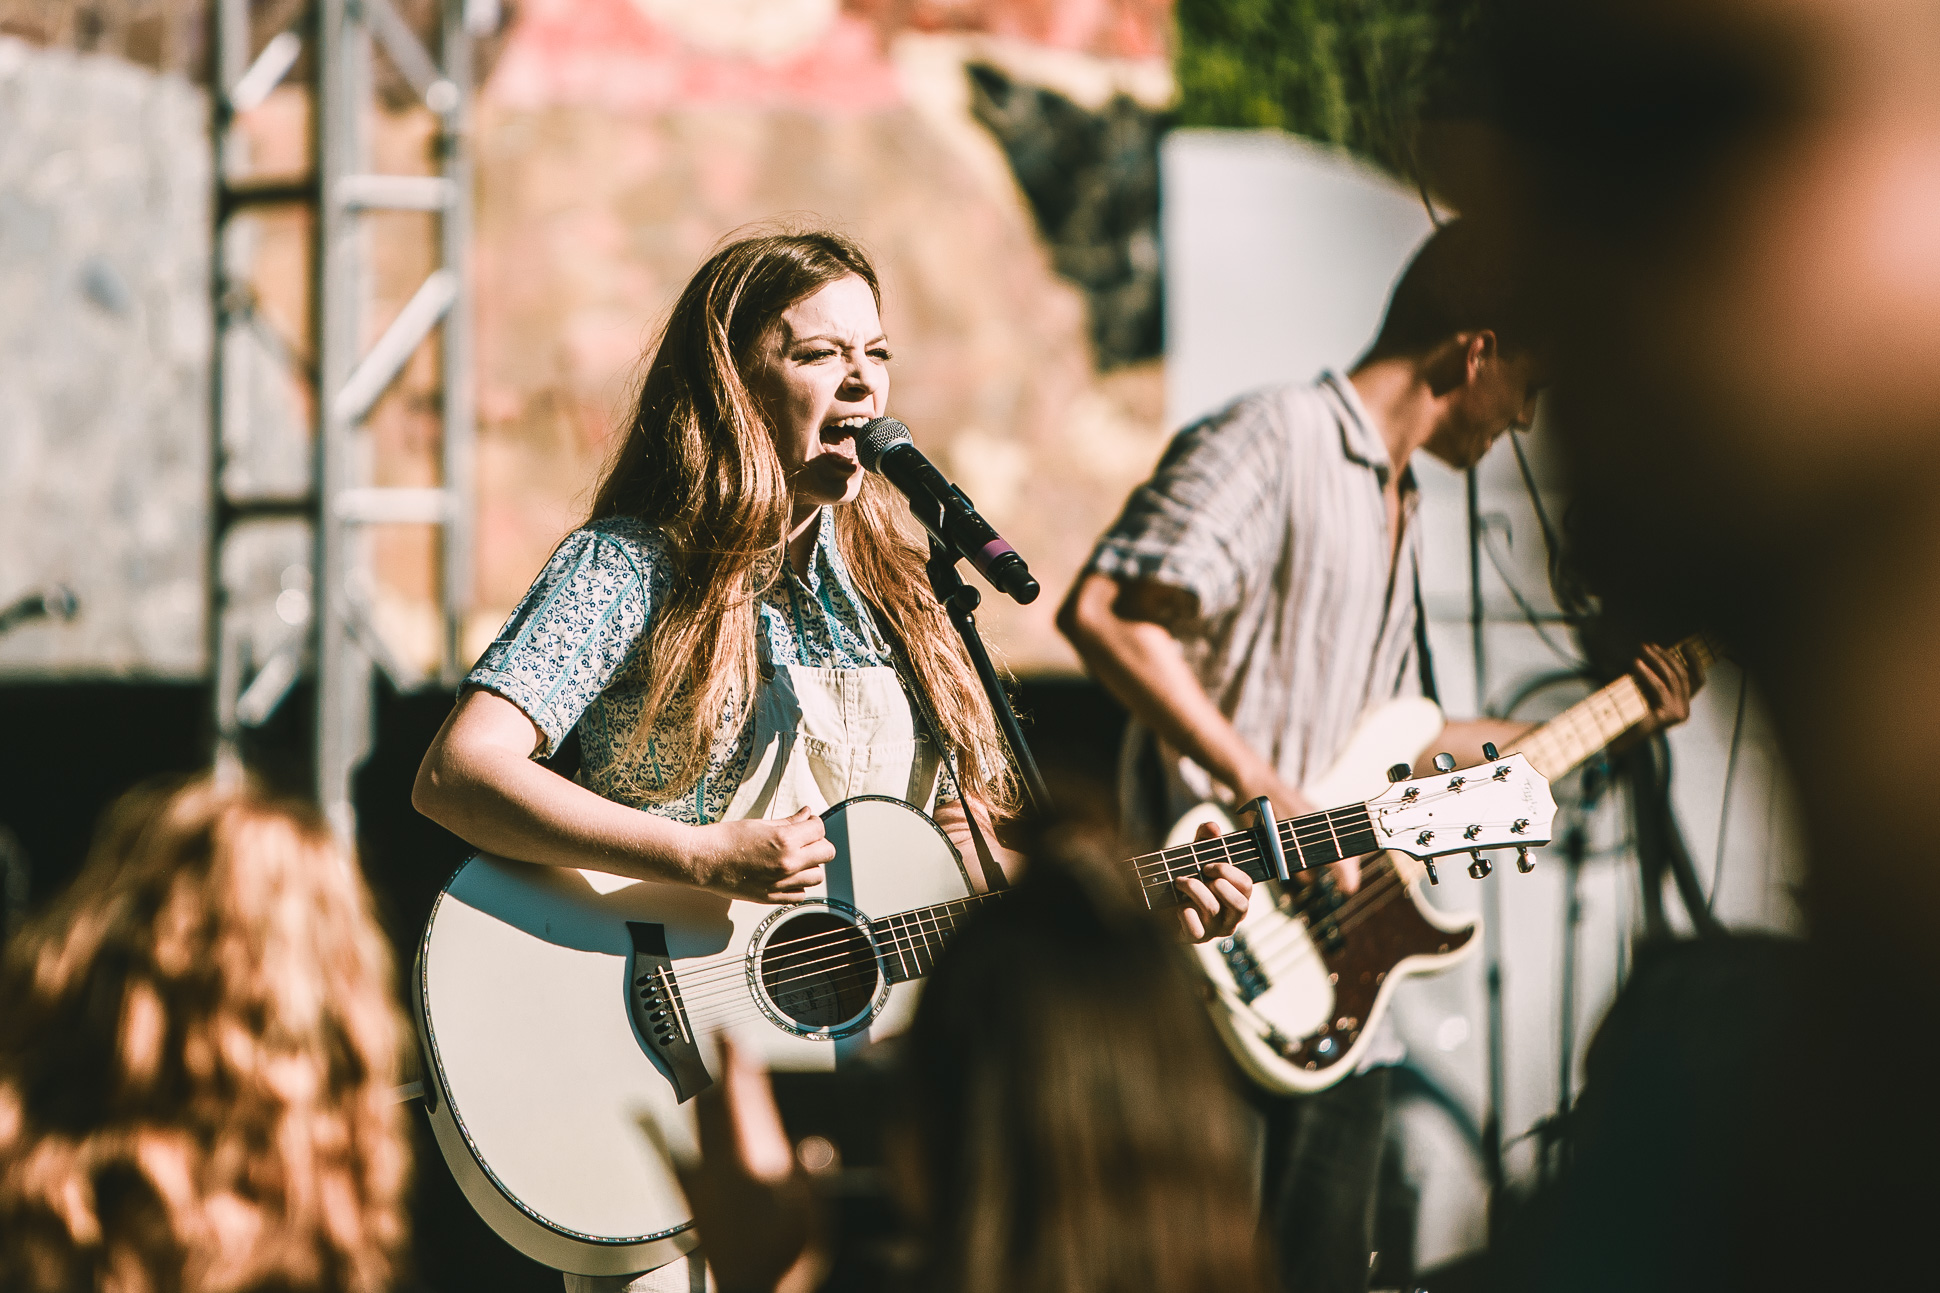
(672, 838), (1489, 1024)
(657, 795), (1489, 1004)
(667, 887), (1025, 1004)
(671, 828), (1500, 1013)
(657, 820), (1300, 1000)
(667, 907), (987, 1005)
(681, 862), (1435, 1036)
(637, 789), (1502, 1005)
(673, 824), (1357, 1007)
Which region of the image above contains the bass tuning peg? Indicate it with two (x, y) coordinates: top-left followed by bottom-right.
(1468, 851), (1492, 880)
(1387, 762), (1412, 783)
(1422, 858), (1440, 885)
(1515, 846), (1535, 874)
(1432, 752), (1456, 773)
(1482, 742), (1499, 761)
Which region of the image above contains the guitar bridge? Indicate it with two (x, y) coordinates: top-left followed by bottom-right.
(626, 921), (712, 1103)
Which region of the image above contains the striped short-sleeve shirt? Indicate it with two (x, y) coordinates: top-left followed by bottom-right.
(1085, 371), (1425, 844)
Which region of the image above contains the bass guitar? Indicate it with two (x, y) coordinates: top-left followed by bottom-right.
(1169, 635), (1717, 1094)
(414, 760), (1554, 1275)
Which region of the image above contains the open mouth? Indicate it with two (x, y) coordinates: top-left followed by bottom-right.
(823, 414), (871, 437)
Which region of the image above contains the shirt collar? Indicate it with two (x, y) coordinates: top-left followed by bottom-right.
(784, 505), (836, 593)
(1317, 370), (1395, 481)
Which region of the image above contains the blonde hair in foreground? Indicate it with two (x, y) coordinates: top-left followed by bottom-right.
(0, 775), (408, 1293)
(590, 228), (1017, 816)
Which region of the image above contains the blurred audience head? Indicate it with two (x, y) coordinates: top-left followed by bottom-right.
(1469, 0), (1940, 980)
(1477, 0), (1940, 798)
(1459, 3), (1940, 1284)
(899, 811), (1269, 1293)
(0, 774), (408, 1293)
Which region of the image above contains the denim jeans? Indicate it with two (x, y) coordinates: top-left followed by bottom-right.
(1254, 1067), (1394, 1293)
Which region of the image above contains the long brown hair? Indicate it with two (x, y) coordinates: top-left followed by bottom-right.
(902, 819), (1270, 1293)
(590, 229), (1015, 813)
(0, 775), (408, 1293)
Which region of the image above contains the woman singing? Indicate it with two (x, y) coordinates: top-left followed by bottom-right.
(412, 230), (1250, 1288)
(416, 229), (1249, 925)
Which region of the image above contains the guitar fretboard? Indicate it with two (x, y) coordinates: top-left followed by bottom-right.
(1129, 804), (1380, 910)
(1504, 634), (1719, 781)
(866, 803), (1380, 983)
(872, 892), (1005, 985)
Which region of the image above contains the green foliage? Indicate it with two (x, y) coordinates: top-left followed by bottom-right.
(1175, 0), (1473, 176)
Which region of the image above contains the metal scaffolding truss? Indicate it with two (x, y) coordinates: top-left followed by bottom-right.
(211, 0), (489, 841)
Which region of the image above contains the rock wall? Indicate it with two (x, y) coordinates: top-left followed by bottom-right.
(0, 38), (211, 679)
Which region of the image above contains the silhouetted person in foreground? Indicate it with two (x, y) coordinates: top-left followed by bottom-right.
(1462, 1), (1940, 1287)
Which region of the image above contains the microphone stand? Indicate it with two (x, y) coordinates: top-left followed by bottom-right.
(923, 537), (1051, 812)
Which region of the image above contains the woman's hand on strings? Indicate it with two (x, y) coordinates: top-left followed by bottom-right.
(690, 807), (836, 903)
(1175, 820), (1253, 942)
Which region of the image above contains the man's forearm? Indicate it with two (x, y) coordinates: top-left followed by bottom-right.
(1058, 574), (1309, 812)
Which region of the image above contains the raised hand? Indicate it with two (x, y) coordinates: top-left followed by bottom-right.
(690, 807), (836, 903)
(679, 1037), (824, 1293)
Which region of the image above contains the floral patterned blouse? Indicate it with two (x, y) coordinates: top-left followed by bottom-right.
(466, 508), (914, 825)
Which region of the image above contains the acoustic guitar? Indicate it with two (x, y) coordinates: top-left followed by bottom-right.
(414, 758), (1555, 1274)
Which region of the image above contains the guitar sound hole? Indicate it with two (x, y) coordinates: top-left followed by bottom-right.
(760, 911), (880, 1030)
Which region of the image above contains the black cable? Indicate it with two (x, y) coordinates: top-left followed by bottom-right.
(1478, 514), (1584, 669)
(1625, 734), (1727, 940)
(1509, 430), (1591, 622)
(1708, 669), (1750, 915)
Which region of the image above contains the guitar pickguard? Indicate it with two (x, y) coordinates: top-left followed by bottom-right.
(1217, 858), (1476, 1084)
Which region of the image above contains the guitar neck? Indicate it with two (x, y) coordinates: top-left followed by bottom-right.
(1129, 803), (1379, 911)
(871, 803), (1380, 981)
(1503, 634), (1718, 782)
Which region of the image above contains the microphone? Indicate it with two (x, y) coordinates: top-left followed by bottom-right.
(856, 418), (1039, 605)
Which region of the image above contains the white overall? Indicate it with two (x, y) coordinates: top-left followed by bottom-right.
(565, 657), (945, 1293)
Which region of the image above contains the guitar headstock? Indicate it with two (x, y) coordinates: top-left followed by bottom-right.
(1367, 753), (1556, 877)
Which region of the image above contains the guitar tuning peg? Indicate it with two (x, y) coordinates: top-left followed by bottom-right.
(1422, 858), (1440, 886)
(1516, 846), (1535, 874)
(1387, 762), (1413, 783)
(1468, 851), (1492, 880)
(1432, 752), (1456, 773)
(1482, 742), (1499, 761)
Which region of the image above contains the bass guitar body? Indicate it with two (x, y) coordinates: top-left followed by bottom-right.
(1170, 696), (1477, 1094)
(413, 796), (973, 1277)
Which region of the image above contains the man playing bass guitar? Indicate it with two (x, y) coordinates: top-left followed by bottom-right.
(1057, 218), (1700, 1293)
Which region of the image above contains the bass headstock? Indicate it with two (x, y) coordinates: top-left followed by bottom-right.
(1366, 752), (1556, 882)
